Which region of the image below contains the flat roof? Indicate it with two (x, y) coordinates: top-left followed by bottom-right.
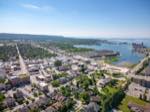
(39, 82), (48, 87)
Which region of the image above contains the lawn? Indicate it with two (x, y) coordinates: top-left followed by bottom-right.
(101, 85), (118, 96)
(118, 95), (149, 112)
(105, 56), (119, 64)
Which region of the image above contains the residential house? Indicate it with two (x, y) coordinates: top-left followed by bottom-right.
(84, 102), (100, 112)
(3, 96), (16, 108)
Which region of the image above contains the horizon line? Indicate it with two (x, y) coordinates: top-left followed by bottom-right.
(0, 32), (150, 40)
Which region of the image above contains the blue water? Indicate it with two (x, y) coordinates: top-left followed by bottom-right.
(75, 39), (150, 64)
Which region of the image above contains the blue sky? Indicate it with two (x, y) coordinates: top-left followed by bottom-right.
(0, 0), (150, 38)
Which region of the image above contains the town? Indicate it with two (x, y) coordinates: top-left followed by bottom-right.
(1, 0), (150, 111)
(0, 36), (150, 112)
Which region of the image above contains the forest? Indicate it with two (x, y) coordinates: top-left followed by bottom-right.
(0, 44), (17, 61)
(18, 43), (56, 59)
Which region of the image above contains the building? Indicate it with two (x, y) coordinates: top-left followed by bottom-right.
(8, 74), (30, 87)
(8, 75), (20, 86)
(128, 103), (150, 112)
(132, 77), (150, 88)
(0, 83), (6, 91)
(98, 78), (111, 87)
(17, 106), (29, 112)
(36, 75), (45, 81)
(20, 74), (30, 85)
(0, 68), (6, 79)
(38, 82), (49, 92)
(84, 102), (100, 112)
(142, 66), (150, 76)
(13, 90), (24, 103)
(45, 102), (64, 112)
(35, 96), (49, 108)
(3, 96), (16, 108)
(28, 66), (39, 75)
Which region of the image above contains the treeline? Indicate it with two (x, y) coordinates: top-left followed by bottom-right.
(40, 42), (93, 53)
(0, 33), (104, 45)
(18, 44), (56, 59)
(91, 71), (126, 112)
(0, 45), (17, 61)
(101, 88), (125, 112)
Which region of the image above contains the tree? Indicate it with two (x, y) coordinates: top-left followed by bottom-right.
(77, 75), (92, 90)
(139, 94), (142, 100)
(143, 93), (147, 101)
(74, 91), (79, 99)
(0, 92), (5, 102)
(60, 98), (75, 112)
(109, 79), (118, 86)
(80, 65), (86, 73)
(79, 91), (90, 104)
(60, 86), (71, 97)
(54, 60), (62, 67)
(51, 80), (60, 87)
(0, 78), (5, 83)
(101, 88), (125, 112)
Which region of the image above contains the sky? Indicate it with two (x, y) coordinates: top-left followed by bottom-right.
(0, 0), (150, 38)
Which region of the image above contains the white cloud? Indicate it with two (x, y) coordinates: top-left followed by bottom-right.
(21, 3), (54, 11)
(22, 4), (40, 10)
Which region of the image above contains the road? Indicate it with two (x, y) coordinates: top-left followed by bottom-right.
(128, 53), (150, 81)
(101, 61), (129, 74)
(16, 44), (28, 75)
(129, 74), (150, 81)
(131, 54), (150, 74)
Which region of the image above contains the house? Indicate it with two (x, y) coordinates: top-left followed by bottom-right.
(0, 68), (6, 79)
(53, 93), (66, 102)
(8, 75), (20, 86)
(35, 96), (49, 108)
(90, 96), (100, 103)
(38, 82), (49, 92)
(44, 74), (53, 82)
(17, 106), (29, 112)
(87, 65), (95, 71)
(71, 65), (79, 71)
(8, 74), (30, 87)
(13, 90), (24, 103)
(45, 102), (64, 112)
(3, 96), (16, 108)
(28, 66), (39, 74)
(143, 66), (150, 76)
(84, 102), (100, 112)
(58, 77), (68, 84)
(20, 74), (30, 85)
(45, 106), (57, 112)
(5, 84), (11, 91)
(58, 66), (69, 71)
(128, 103), (150, 112)
(51, 102), (64, 110)
(28, 102), (38, 111)
(12, 65), (21, 71)
(98, 78), (111, 87)
(128, 103), (144, 112)
(36, 75), (45, 81)
(0, 83), (6, 91)
(4, 65), (11, 74)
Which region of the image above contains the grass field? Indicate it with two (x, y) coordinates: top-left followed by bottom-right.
(118, 95), (149, 112)
(105, 56), (119, 64)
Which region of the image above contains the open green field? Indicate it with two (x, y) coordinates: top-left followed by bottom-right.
(105, 56), (119, 64)
(118, 95), (149, 112)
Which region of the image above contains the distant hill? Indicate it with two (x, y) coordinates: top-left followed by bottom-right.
(0, 33), (65, 41)
(0, 33), (106, 45)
